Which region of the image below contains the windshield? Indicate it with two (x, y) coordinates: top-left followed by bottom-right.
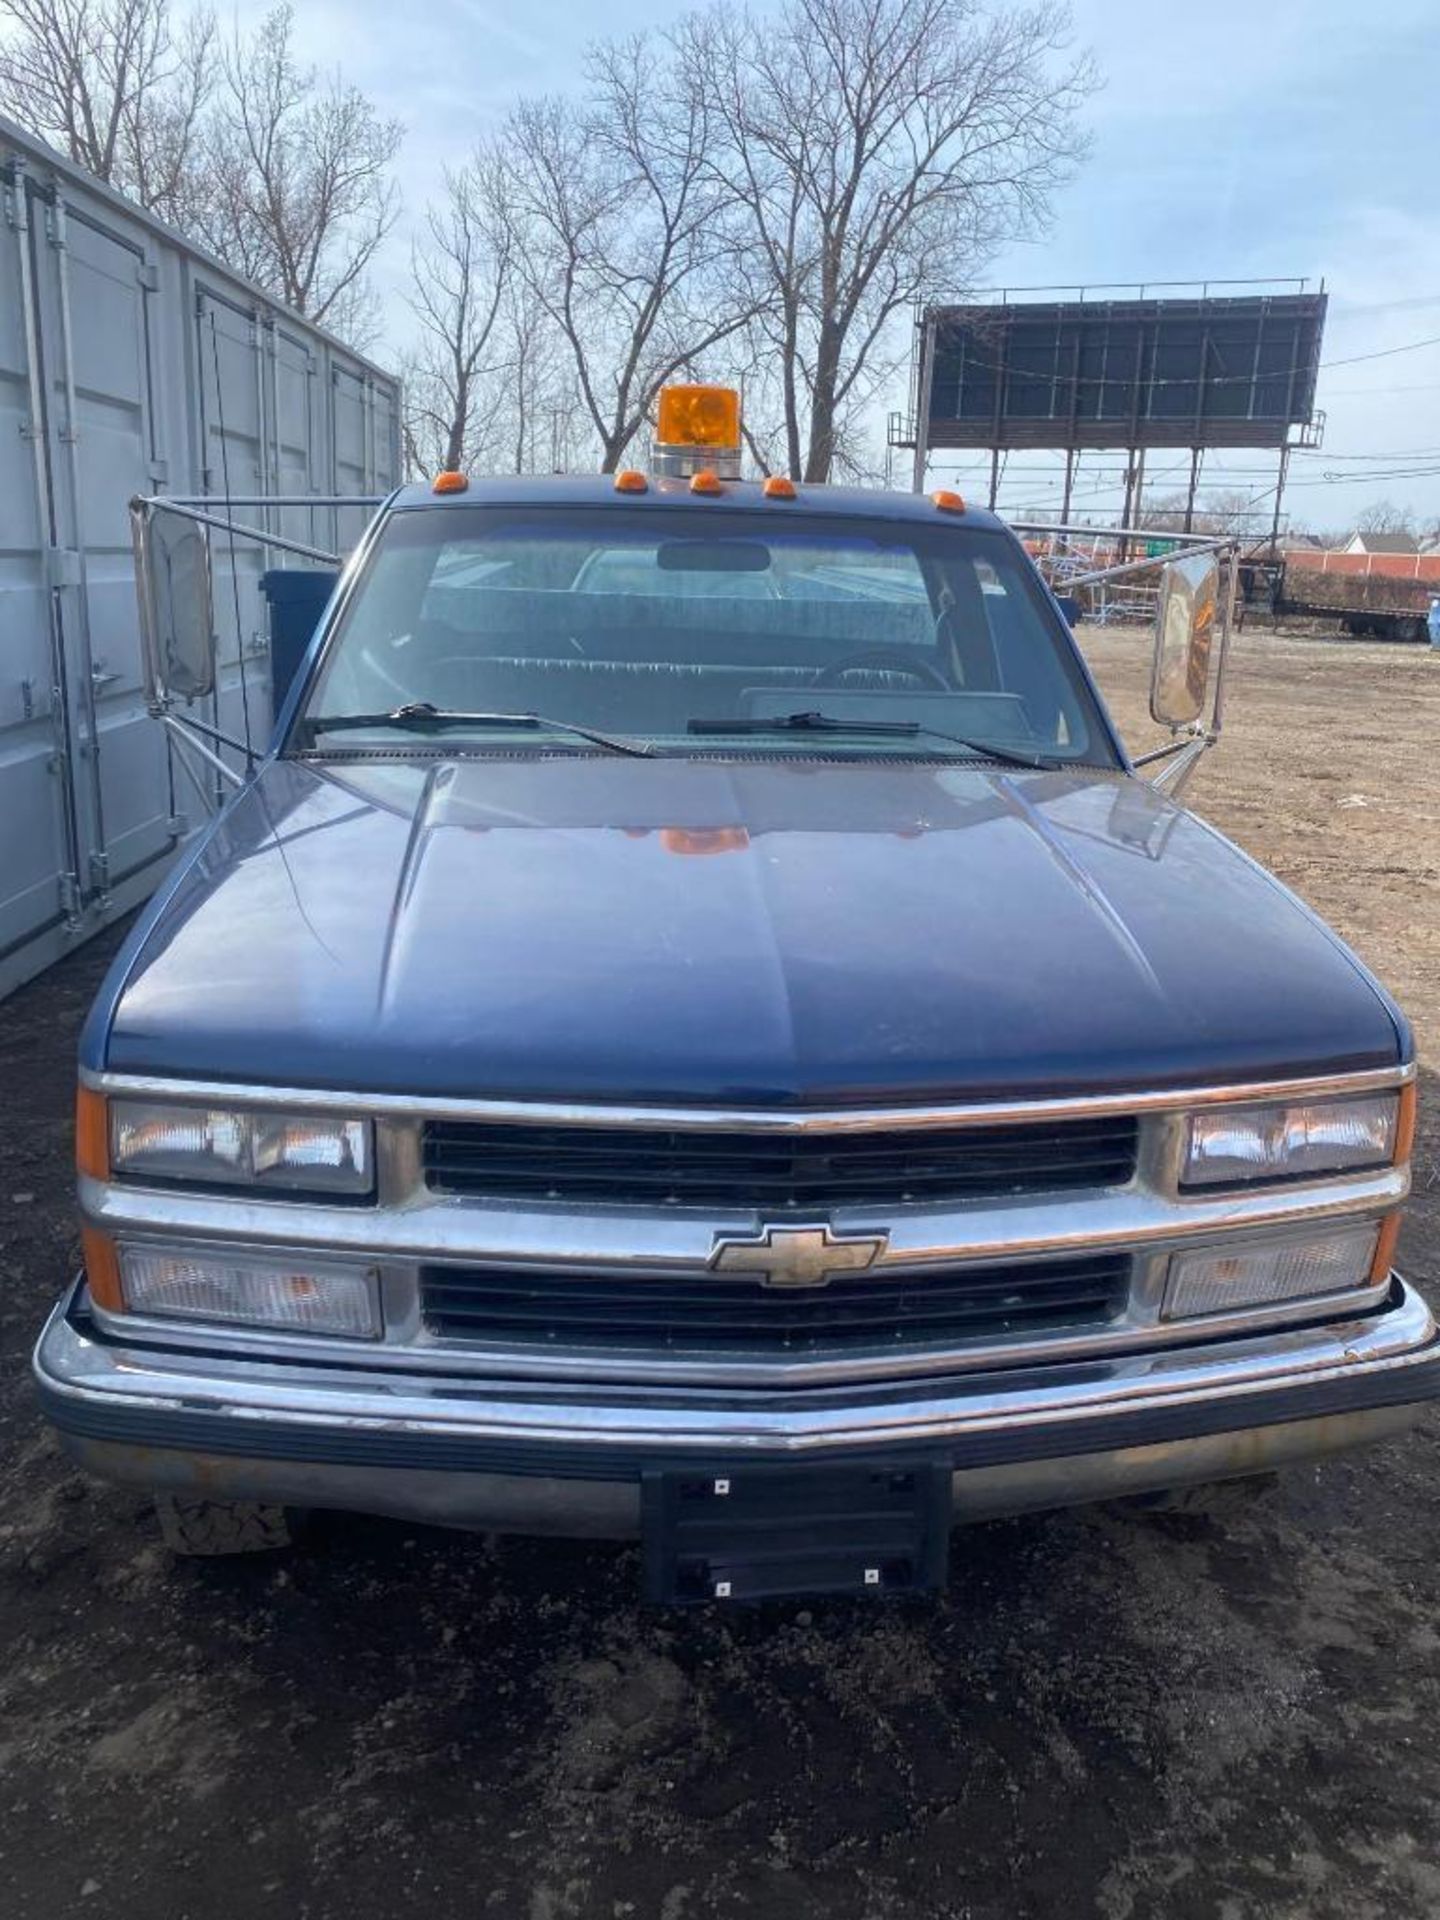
(301, 504), (1115, 765)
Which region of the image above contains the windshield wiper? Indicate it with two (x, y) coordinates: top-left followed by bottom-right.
(686, 710), (1059, 769)
(305, 703), (654, 758)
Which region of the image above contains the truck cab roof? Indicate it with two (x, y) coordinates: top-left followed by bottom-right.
(383, 471), (1011, 532)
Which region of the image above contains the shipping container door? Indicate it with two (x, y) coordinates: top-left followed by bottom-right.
(270, 321), (318, 551)
(195, 287), (272, 758)
(329, 362), (384, 554)
(371, 378), (400, 488)
(48, 198), (177, 897)
(0, 167), (86, 970)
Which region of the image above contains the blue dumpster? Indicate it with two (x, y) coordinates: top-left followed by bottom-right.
(260, 569), (340, 709)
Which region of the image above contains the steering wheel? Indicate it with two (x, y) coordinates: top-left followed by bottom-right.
(812, 647), (949, 690)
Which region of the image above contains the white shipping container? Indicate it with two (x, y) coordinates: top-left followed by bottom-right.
(0, 111), (400, 999)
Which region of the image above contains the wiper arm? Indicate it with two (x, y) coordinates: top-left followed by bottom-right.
(904, 725), (1061, 770)
(686, 710), (1059, 769)
(688, 710), (919, 737)
(306, 703), (654, 758)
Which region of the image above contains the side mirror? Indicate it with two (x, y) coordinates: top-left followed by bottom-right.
(1150, 552), (1219, 728)
(1055, 593), (1081, 629)
(135, 504), (215, 702)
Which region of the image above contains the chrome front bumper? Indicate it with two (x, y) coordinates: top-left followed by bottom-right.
(35, 1275), (1440, 1537)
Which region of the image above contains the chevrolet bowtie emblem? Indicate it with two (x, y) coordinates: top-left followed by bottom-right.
(709, 1224), (888, 1290)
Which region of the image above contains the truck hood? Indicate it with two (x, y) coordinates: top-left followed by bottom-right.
(93, 754), (1404, 1104)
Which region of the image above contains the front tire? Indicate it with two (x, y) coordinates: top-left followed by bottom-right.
(153, 1494), (301, 1556)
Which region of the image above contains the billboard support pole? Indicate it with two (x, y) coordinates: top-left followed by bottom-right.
(910, 308), (936, 494)
(1184, 448), (1202, 532)
(1270, 443), (1291, 553)
(1060, 448), (1076, 525)
(988, 447), (1000, 509)
(1119, 451), (1137, 560)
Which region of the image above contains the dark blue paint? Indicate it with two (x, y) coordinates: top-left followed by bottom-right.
(87, 752), (1405, 1102)
(259, 569), (339, 709)
(387, 473), (1016, 525)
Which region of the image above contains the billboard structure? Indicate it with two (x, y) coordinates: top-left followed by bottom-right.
(892, 283), (1327, 535)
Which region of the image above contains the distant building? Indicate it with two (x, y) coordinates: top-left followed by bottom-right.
(1343, 530), (1421, 556)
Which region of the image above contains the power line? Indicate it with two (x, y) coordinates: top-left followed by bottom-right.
(1330, 295), (1440, 315)
(1322, 334), (1440, 370)
(1293, 446), (1440, 461)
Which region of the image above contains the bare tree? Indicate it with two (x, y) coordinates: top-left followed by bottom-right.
(1143, 487), (1268, 537)
(195, 5), (402, 339)
(499, 278), (579, 473)
(1352, 499), (1419, 540)
(405, 159), (512, 473)
(676, 0), (1095, 482)
(497, 34), (753, 471)
(0, 0), (213, 221)
(404, 151), (590, 479)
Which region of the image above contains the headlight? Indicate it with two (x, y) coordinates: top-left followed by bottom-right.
(118, 1245), (380, 1338)
(1181, 1093), (1400, 1189)
(109, 1100), (373, 1197)
(1163, 1223), (1382, 1320)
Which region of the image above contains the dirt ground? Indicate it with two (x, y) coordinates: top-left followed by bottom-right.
(3, 625), (1440, 1920)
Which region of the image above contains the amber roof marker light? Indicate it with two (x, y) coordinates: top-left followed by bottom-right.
(614, 469), (649, 494)
(653, 383), (743, 480)
(689, 469), (725, 496)
(763, 476), (797, 500)
(432, 470), (469, 495)
(932, 488), (966, 513)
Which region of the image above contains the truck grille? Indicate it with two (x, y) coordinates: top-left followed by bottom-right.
(421, 1115), (1139, 1209)
(419, 1253), (1130, 1354)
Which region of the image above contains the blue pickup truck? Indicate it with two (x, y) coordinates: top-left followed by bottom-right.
(34, 387), (1436, 1602)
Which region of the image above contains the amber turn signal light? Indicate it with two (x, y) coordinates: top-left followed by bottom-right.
(1396, 1080), (1418, 1167)
(76, 1085), (108, 1180)
(932, 489), (966, 513)
(1371, 1213), (1403, 1285)
(82, 1228), (124, 1312)
(432, 470), (469, 494)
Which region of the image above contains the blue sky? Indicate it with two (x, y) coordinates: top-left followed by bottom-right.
(270, 0), (1440, 531)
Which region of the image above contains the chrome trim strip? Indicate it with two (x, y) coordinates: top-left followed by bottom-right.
(79, 1062), (1414, 1133)
(86, 1270), (1395, 1390)
(79, 1162), (1409, 1270)
(34, 1277), (1438, 1454)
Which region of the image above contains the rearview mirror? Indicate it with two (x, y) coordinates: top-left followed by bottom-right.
(1150, 552), (1219, 728)
(138, 508), (215, 701)
(658, 541), (770, 573)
